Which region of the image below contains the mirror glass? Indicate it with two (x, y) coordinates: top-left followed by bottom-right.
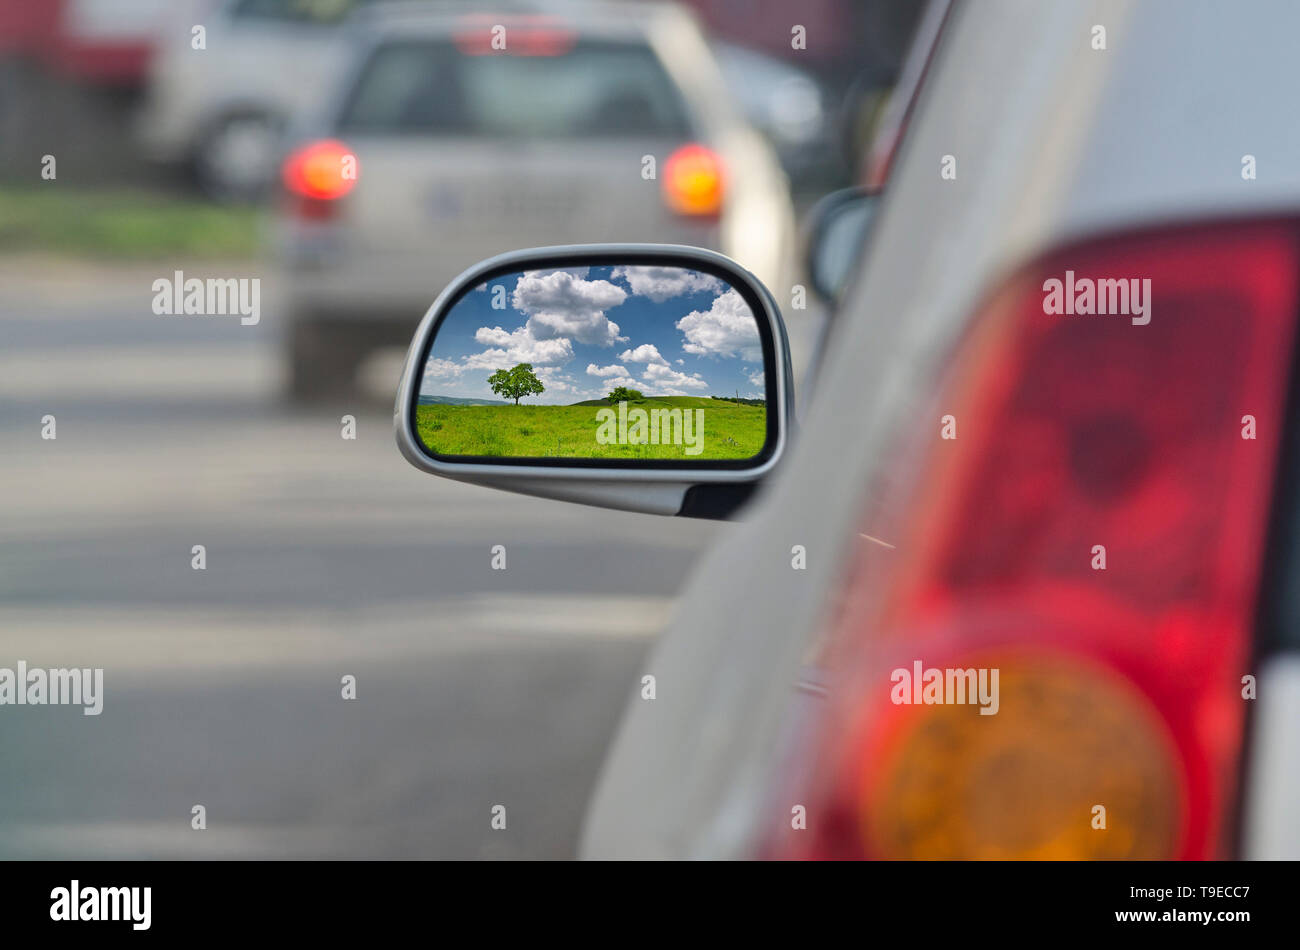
(415, 263), (770, 462)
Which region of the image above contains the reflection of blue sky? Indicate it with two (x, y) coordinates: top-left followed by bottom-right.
(422, 266), (766, 404)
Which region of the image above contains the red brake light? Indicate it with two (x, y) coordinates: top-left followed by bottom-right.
(662, 144), (725, 218)
(282, 139), (358, 202)
(781, 221), (1299, 860)
(452, 15), (577, 56)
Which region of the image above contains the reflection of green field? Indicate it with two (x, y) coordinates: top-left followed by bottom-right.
(416, 396), (767, 459)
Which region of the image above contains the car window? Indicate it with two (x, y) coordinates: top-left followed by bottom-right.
(336, 39), (694, 139)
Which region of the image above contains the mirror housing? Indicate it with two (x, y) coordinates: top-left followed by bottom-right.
(394, 244), (794, 519)
(803, 186), (878, 302)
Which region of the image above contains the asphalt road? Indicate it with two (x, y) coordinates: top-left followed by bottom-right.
(0, 257), (729, 858)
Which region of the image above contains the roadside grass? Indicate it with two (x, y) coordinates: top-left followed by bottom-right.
(0, 186), (261, 259)
(416, 396), (767, 459)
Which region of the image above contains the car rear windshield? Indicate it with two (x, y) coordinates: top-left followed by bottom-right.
(336, 39), (694, 139)
(232, 0), (372, 24)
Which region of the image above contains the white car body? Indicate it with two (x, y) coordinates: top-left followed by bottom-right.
(581, 0), (1300, 859)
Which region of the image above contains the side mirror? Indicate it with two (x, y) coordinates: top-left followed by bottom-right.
(394, 244), (794, 519)
(804, 186), (878, 303)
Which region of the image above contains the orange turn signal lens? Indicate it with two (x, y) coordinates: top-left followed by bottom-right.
(862, 659), (1183, 859)
(662, 144), (725, 217)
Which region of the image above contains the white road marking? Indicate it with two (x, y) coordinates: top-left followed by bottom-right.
(0, 596), (671, 674)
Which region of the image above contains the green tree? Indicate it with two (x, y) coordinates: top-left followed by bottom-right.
(607, 385), (644, 404)
(487, 363), (545, 405)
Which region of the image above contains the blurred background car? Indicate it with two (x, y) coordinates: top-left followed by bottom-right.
(134, 0), (372, 201)
(126, 0), (908, 204)
(273, 1), (796, 401)
(709, 40), (835, 195)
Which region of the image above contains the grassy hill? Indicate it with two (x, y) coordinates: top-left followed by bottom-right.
(568, 395), (725, 409)
(416, 397), (767, 459)
(418, 394), (509, 407)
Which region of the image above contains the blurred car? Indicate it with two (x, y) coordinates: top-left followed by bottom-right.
(0, 0), (171, 87)
(274, 0), (795, 399)
(709, 40), (838, 192)
(135, 0), (374, 199)
(559, 0), (1300, 859)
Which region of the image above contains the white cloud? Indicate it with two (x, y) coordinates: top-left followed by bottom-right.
(422, 357), (465, 380)
(597, 373), (640, 392)
(589, 364), (707, 397)
(474, 326), (514, 346)
(676, 289), (761, 362)
(464, 324), (573, 368)
(512, 270), (627, 346)
(618, 343), (669, 366)
(533, 266), (589, 279)
(746, 368), (764, 388)
(534, 367), (580, 394)
(643, 362), (708, 391)
(613, 266), (725, 302)
(587, 363), (626, 378)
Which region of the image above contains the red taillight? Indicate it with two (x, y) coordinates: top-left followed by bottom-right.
(282, 139), (358, 203)
(780, 221), (1299, 860)
(452, 15), (577, 56)
(662, 144), (725, 218)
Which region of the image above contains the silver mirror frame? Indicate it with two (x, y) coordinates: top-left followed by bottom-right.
(394, 244), (793, 517)
(802, 185), (878, 303)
